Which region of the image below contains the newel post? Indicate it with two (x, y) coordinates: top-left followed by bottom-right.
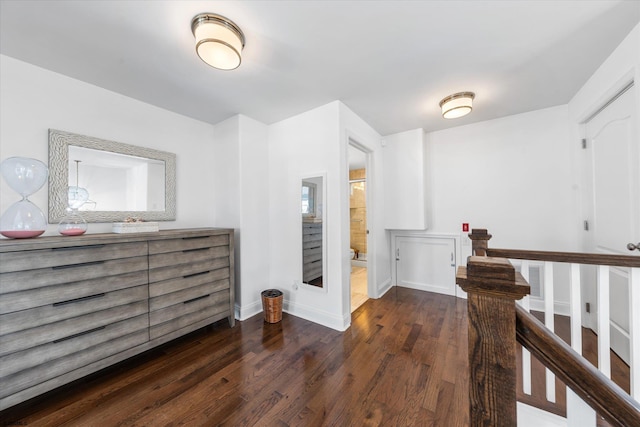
(469, 228), (492, 256)
(456, 256), (530, 426)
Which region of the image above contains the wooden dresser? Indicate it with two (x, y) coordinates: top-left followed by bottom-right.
(0, 228), (234, 410)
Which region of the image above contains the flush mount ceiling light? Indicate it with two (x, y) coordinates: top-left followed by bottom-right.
(191, 13), (245, 70)
(439, 92), (475, 119)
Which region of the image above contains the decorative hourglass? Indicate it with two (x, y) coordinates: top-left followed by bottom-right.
(0, 157), (49, 239)
(58, 160), (88, 236)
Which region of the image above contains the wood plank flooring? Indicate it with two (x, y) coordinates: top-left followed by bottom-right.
(350, 266), (368, 312)
(0, 288), (470, 427)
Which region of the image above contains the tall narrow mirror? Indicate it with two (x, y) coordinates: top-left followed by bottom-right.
(301, 175), (325, 288)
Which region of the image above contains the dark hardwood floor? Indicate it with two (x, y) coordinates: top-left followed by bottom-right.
(0, 288), (470, 427)
(1, 288), (631, 426)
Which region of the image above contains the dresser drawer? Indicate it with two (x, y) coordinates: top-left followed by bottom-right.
(149, 290), (231, 340)
(0, 270), (148, 316)
(149, 245), (229, 270)
(148, 234), (229, 255)
(0, 284), (149, 337)
(149, 257), (229, 284)
(149, 268), (230, 298)
(0, 319), (149, 399)
(0, 242), (148, 274)
(0, 256), (148, 294)
(150, 279), (230, 311)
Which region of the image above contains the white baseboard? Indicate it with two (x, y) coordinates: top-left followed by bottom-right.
(283, 299), (350, 331)
(529, 300), (570, 317)
(376, 278), (392, 298)
(235, 300), (263, 321)
(611, 321), (630, 364)
(397, 282), (456, 296)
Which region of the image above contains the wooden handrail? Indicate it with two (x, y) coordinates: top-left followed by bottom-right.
(487, 247), (640, 268)
(516, 305), (640, 427)
(467, 228), (640, 267)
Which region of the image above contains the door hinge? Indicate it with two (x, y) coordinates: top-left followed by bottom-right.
(584, 220), (589, 231)
(581, 138), (587, 149)
(586, 302), (591, 313)
(396, 248), (400, 261)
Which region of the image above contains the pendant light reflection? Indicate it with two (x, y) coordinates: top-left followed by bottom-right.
(191, 13), (245, 70)
(59, 160), (88, 236)
(68, 160), (89, 209)
(439, 92), (475, 119)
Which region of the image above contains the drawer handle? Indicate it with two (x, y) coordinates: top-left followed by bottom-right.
(53, 326), (106, 343)
(53, 293), (106, 307)
(52, 260), (105, 270)
(183, 270), (210, 279)
(52, 244), (106, 251)
(184, 294), (210, 304)
(182, 247), (209, 253)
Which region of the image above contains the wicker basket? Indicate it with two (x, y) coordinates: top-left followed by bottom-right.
(261, 289), (283, 323)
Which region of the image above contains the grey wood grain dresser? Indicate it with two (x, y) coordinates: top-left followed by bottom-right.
(0, 228), (234, 410)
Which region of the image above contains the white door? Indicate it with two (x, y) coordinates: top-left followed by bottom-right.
(395, 236), (457, 296)
(583, 84), (639, 363)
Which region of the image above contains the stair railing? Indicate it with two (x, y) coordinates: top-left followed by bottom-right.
(457, 228), (640, 426)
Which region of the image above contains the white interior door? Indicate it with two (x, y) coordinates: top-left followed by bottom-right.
(583, 84), (639, 363)
(395, 236), (457, 296)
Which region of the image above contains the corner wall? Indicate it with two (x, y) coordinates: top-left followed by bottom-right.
(268, 101), (346, 329)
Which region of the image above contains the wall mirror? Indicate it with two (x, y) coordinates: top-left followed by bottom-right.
(48, 129), (176, 223)
(301, 175), (326, 288)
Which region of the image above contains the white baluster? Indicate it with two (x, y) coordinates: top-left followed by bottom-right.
(630, 267), (640, 399)
(597, 265), (611, 378)
(569, 263), (582, 353)
(567, 263), (596, 426)
(544, 261), (555, 403)
(520, 260), (531, 396)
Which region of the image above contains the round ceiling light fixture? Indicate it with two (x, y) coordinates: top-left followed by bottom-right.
(191, 13), (245, 70)
(439, 92), (475, 119)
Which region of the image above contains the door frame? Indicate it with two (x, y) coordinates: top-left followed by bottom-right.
(577, 78), (638, 363)
(347, 139), (374, 301)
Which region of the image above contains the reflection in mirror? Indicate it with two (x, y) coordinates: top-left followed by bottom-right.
(48, 129), (176, 223)
(302, 176), (325, 288)
(68, 146), (166, 212)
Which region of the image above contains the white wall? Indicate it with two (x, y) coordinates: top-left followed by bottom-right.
(381, 128), (428, 230)
(427, 105), (575, 251)
(426, 105), (575, 309)
(268, 101), (345, 328)
(267, 100), (387, 331)
(0, 55), (217, 234)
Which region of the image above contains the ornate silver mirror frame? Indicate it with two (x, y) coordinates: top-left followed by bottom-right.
(48, 129), (176, 223)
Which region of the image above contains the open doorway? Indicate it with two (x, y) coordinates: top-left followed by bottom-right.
(348, 144), (368, 312)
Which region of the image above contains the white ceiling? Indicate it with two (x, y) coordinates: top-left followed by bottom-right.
(1, 1), (638, 136)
